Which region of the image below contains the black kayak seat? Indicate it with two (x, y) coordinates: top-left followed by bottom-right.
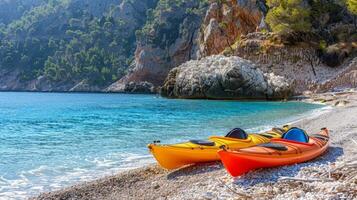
(272, 127), (285, 135)
(258, 142), (288, 151)
(260, 134), (273, 139)
(189, 140), (215, 146)
(225, 128), (248, 139)
(282, 127), (309, 143)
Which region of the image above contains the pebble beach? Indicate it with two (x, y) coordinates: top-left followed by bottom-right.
(33, 91), (357, 200)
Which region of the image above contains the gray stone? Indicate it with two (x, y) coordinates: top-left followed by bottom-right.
(161, 55), (293, 99)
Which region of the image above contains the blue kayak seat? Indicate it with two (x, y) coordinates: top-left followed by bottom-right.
(225, 128), (248, 139)
(282, 127), (309, 143)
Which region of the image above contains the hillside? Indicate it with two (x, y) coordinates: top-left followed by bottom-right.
(0, 0), (45, 25)
(0, 0), (356, 97)
(0, 0), (158, 91)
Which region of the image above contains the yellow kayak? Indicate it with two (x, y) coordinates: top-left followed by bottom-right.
(148, 126), (289, 170)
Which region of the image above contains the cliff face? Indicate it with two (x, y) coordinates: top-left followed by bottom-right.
(198, 0), (266, 58)
(108, 0), (267, 92)
(107, 0), (208, 92)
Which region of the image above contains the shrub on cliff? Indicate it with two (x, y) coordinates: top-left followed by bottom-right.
(265, 0), (311, 33)
(347, 0), (357, 14)
(346, 0), (357, 27)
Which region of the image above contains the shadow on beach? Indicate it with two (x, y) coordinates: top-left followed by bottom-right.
(233, 146), (344, 187)
(166, 161), (224, 180)
(165, 146), (343, 182)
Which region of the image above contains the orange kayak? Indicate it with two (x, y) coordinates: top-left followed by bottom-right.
(147, 127), (288, 170)
(218, 128), (329, 177)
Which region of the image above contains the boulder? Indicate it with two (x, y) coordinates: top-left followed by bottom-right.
(123, 81), (155, 94)
(161, 55), (293, 99)
(106, 80), (155, 94)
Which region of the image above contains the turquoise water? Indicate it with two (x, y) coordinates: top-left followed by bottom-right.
(0, 92), (324, 199)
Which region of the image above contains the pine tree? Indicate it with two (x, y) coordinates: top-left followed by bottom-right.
(347, 0), (357, 14)
(265, 0), (312, 33)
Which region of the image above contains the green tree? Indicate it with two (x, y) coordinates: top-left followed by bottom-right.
(347, 0), (357, 28)
(347, 0), (357, 14)
(266, 0), (311, 33)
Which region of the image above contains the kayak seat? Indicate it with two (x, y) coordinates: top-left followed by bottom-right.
(260, 134), (273, 139)
(282, 127), (309, 143)
(272, 127), (285, 135)
(225, 128), (248, 139)
(189, 140), (215, 146)
(258, 143), (288, 151)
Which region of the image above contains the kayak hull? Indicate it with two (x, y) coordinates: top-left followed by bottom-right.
(148, 145), (219, 169)
(148, 128), (286, 170)
(218, 128), (329, 177)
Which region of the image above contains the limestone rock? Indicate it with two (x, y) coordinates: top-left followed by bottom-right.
(198, 0), (266, 57)
(161, 55), (293, 99)
(116, 0), (206, 88)
(106, 80), (155, 94)
(123, 81), (155, 94)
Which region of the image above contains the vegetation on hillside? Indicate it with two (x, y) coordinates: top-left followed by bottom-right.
(266, 0), (311, 33)
(136, 0), (208, 49)
(0, 0), (157, 86)
(0, 0), (45, 25)
(266, 0), (356, 34)
(346, 0), (357, 14)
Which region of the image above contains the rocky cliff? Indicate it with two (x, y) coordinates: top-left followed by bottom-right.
(106, 0), (208, 92)
(1, 0), (356, 97)
(107, 0), (267, 93)
(198, 0), (266, 58)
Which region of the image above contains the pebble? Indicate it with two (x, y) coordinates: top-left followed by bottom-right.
(202, 192), (214, 200)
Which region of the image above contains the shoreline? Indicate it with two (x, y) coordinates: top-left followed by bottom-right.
(32, 91), (357, 200)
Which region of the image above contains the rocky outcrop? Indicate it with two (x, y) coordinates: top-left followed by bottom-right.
(161, 55), (293, 99)
(106, 80), (155, 93)
(113, 0), (207, 89)
(198, 0), (266, 58)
